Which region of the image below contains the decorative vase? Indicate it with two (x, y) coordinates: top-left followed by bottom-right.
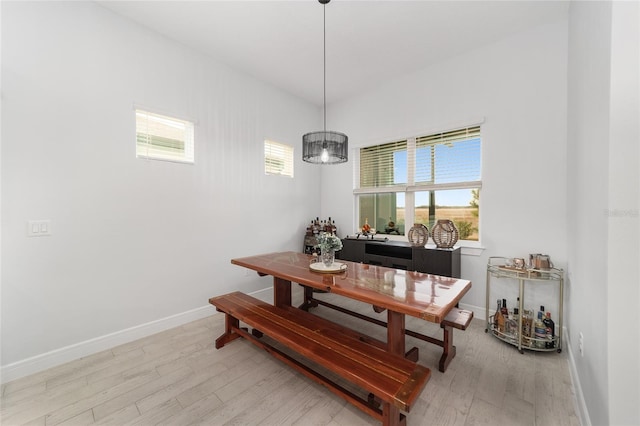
(407, 223), (429, 247)
(431, 219), (459, 248)
(321, 248), (335, 267)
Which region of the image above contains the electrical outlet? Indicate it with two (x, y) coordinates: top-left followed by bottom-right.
(579, 332), (584, 356)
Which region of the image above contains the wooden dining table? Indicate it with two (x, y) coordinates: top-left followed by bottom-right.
(231, 251), (472, 370)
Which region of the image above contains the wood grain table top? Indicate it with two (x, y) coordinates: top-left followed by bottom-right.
(231, 251), (472, 323)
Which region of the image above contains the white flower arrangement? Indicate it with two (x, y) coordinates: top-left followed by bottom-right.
(315, 232), (343, 252)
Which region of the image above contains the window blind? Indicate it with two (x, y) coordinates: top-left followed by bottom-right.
(359, 140), (407, 188)
(135, 110), (194, 163)
(264, 140), (294, 177)
(414, 126), (481, 187)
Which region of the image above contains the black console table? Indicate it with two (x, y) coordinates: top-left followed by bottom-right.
(337, 237), (461, 278)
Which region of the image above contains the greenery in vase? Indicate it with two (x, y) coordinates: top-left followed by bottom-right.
(315, 232), (343, 252)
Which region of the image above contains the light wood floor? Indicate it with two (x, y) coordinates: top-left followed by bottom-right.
(1, 286), (580, 426)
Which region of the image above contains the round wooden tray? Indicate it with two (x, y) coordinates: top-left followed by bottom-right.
(309, 262), (347, 273)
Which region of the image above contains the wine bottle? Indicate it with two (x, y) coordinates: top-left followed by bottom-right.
(494, 299), (503, 333)
(495, 299), (505, 333)
(543, 312), (556, 348)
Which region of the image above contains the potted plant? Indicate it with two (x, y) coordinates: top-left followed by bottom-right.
(315, 232), (343, 266)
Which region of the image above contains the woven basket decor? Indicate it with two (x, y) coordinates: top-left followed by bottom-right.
(431, 219), (459, 248)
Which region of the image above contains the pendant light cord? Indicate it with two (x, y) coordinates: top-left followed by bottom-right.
(323, 2), (326, 133)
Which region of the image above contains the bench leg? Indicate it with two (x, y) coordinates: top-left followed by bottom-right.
(215, 314), (243, 349)
(405, 346), (419, 362)
(381, 403), (405, 426)
(438, 324), (457, 372)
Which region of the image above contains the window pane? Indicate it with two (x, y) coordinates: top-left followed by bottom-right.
(416, 127), (480, 185)
(264, 140), (294, 177)
(414, 189), (479, 241)
(360, 140), (407, 187)
(136, 110), (194, 163)
(358, 193), (405, 235)
(415, 137), (481, 184)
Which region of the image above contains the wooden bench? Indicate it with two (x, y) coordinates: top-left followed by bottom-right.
(209, 291), (431, 426)
(301, 287), (474, 372)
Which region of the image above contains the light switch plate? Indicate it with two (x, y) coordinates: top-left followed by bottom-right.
(27, 220), (51, 237)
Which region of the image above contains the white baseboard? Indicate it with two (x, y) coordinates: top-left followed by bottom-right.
(1, 287), (272, 385)
(565, 333), (591, 426)
(459, 302), (486, 323)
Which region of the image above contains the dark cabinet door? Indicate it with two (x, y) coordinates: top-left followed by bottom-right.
(337, 239), (365, 263)
(412, 247), (461, 278)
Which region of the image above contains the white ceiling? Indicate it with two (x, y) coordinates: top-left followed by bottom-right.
(97, 0), (570, 107)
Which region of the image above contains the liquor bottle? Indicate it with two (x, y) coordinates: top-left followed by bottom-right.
(534, 311), (546, 349)
(507, 306), (520, 342)
(501, 299), (509, 319)
(543, 312), (556, 348)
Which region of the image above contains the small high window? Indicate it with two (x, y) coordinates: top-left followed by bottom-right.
(264, 140), (294, 177)
(135, 109), (194, 163)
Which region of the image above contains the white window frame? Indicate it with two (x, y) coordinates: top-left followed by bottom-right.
(354, 124), (482, 246)
(264, 140), (294, 178)
(135, 108), (195, 164)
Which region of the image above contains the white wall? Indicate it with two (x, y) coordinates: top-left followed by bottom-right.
(1, 1), (320, 378)
(321, 20), (569, 317)
(567, 1), (640, 425)
(566, 3), (611, 424)
(607, 3), (640, 424)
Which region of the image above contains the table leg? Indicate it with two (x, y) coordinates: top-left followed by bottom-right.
(387, 311), (406, 356)
(298, 285), (318, 311)
(438, 324), (456, 372)
(274, 277), (292, 308)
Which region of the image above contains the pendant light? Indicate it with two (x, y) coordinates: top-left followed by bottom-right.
(302, 0), (348, 164)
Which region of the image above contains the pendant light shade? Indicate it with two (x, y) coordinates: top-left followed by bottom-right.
(302, 131), (348, 164)
(303, 0), (348, 165)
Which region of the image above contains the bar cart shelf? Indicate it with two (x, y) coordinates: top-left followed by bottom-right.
(485, 256), (564, 354)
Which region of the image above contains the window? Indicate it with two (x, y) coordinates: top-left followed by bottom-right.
(355, 126), (481, 241)
(135, 109), (194, 163)
(264, 140), (294, 177)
